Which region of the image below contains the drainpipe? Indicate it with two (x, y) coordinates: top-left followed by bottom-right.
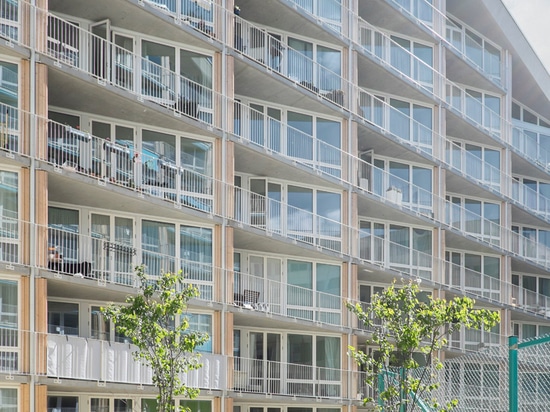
(220, 0), (228, 409)
(29, 0), (38, 411)
(346, 0), (354, 408)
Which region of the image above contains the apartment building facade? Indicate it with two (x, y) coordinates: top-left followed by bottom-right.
(0, 0), (549, 410)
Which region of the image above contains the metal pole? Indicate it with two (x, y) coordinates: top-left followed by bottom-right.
(509, 335), (518, 412)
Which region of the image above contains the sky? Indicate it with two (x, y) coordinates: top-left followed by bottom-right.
(502, 0), (550, 69)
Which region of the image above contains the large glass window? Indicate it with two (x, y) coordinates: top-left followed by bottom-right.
(0, 280), (16, 329)
(186, 313), (212, 353)
(141, 40), (176, 102)
(141, 220), (175, 276)
(48, 207), (79, 264)
(0, 171), (18, 262)
(180, 400), (212, 412)
(0, 388), (16, 411)
(48, 396), (79, 412)
(181, 226), (212, 300)
(48, 302), (79, 336)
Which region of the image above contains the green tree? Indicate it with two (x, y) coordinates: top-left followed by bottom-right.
(347, 279), (500, 412)
(102, 267), (208, 412)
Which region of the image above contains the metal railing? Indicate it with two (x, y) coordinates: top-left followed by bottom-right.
(231, 356), (342, 398)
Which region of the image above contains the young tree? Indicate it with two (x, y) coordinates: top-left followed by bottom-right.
(347, 279), (500, 412)
(102, 267), (209, 412)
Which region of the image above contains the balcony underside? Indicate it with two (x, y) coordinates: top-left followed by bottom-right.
(232, 308), (341, 333)
(445, 170), (501, 201)
(444, 227), (500, 255)
(45, 163), (217, 224)
(233, 56), (341, 117)
(356, 191), (434, 227)
(510, 149), (550, 181)
(38, 376), (159, 395)
(236, 0), (345, 47)
(356, 119), (435, 165)
(0, 41), (30, 59)
(49, 0), (221, 52)
(358, 0), (434, 43)
(445, 108), (498, 148)
(358, 53), (435, 105)
(47, 63), (218, 139)
(511, 256), (550, 277)
(232, 139), (342, 191)
(44, 270), (135, 302)
(232, 225), (341, 262)
(510, 202), (550, 230)
(445, 48), (503, 95)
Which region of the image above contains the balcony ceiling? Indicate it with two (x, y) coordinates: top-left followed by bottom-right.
(445, 50), (503, 95)
(358, 0), (434, 44)
(356, 122), (435, 166)
(445, 109), (500, 148)
(357, 54), (434, 105)
(233, 141), (341, 191)
(445, 171), (502, 202)
(236, 0), (345, 46)
(45, 272), (136, 302)
(46, 167), (217, 225)
(356, 193), (435, 228)
(510, 150), (550, 181)
(444, 228), (499, 255)
(511, 203), (550, 231)
(232, 226), (342, 263)
(233, 56), (341, 117)
(47, 65), (216, 139)
(48, 0), (220, 51)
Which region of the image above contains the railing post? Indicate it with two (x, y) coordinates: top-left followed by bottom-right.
(509, 335), (518, 412)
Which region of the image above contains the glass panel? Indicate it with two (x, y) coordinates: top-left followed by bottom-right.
(91, 398), (110, 412)
(0, 388), (16, 412)
(287, 186), (313, 238)
(141, 220), (175, 276)
(287, 260), (313, 307)
(47, 396), (79, 412)
(48, 207), (79, 264)
(115, 399), (133, 412)
(180, 226), (212, 287)
(317, 45), (341, 91)
(114, 34), (134, 89)
(389, 225), (409, 265)
(391, 36), (411, 77)
(186, 313), (212, 352)
(180, 400), (212, 412)
(0, 280), (17, 329)
(287, 111), (313, 160)
(0, 62), (18, 107)
(316, 191), (341, 238)
(141, 40), (175, 103)
(91, 305), (110, 340)
(288, 38), (314, 87)
(48, 302), (79, 335)
(390, 99), (410, 141)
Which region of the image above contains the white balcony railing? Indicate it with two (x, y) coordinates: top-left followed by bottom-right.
(231, 356), (342, 398)
(45, 333), (225, 389)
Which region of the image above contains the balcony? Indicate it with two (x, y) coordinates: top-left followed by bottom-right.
(445, 82), (502, 140)
(44, 333), (225, 389)
(139, 0), (221, 39)
(448, 327), (501, 353)
(445, 15), (502, 87)
(233, 15), (348, 110)
(231, 356), (342, 399)
(232, 186), (343, 253)
(40, 9), (221, 128)
(234, 270), (342, 326)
